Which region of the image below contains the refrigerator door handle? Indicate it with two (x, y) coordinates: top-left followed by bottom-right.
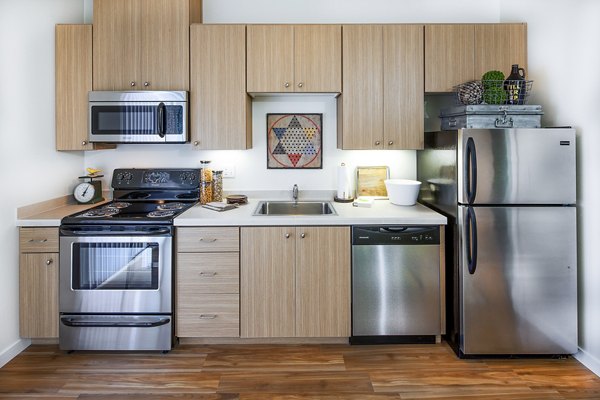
(466, 206), (478, 274)
(465, 137), (478, 204)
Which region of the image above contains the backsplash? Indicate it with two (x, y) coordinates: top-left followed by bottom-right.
(84, 95), (416, 193)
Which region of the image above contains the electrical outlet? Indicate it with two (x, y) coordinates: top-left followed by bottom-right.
(221, 164), (235, 178)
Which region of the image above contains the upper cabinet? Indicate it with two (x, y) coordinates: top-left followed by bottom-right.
(425, 23), (527, 92)
(190, 24), (251, 150)
(247, 25), (342, 93)
(55, 24), (115, 151)
(338, 25), (424, 150)
(474, 24), (527, 79)
(93, 0), (201, 91)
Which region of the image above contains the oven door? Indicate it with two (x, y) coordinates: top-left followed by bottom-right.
(88, 101), (187, 143)
(59, 226), (172, 314)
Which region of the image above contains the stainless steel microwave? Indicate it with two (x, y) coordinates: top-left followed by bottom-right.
(88, 91), (188, 143)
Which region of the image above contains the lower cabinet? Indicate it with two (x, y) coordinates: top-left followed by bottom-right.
(175, 227), (240, 337)
(240, 226), (351, 338)
(19, 228), (59, 338)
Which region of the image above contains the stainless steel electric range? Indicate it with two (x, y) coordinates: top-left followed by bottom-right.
(59, 168), (200, 351)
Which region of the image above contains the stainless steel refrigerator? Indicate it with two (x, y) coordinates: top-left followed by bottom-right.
(417, 128), (577, 357)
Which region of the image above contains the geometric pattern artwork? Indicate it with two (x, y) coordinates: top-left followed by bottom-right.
(267, 114), (322, 169)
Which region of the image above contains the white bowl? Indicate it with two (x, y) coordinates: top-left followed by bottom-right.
(384, 179), (421, 206)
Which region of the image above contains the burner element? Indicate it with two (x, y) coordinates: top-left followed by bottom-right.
(148, 210), (176, 218)
(80, 208), (119, 218)
(106, 202), (132, 209)
(157, 202), (185, 211)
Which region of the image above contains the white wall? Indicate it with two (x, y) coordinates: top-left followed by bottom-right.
(84, 0), (501, 192)
(0, 0), (85, 365)
(501, 0), (600, 376)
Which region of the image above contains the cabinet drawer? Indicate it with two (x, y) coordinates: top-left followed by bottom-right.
(177, 252), (239, 294)
(19, 228), (59, 253)
(176, 293), (239, 337)
(177, 227), (239, 252)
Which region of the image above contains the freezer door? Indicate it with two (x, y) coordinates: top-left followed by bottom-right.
(457, 128), (576, 205)
(458, 205), (577, 355)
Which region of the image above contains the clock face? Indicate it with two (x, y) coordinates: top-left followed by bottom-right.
(74, 182), (96, 203)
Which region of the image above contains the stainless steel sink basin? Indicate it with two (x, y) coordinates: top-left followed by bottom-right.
(253, 201), (337, 216)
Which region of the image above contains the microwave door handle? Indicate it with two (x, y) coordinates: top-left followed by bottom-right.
(157, 102), (166, 138)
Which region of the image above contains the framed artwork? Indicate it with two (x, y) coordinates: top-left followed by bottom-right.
(266, 113), (322, 169)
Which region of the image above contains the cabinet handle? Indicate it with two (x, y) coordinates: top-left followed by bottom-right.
(144, 81), (150, 87)
(199, 271), (217, 277)
(284, 82), (290, 88)
(81, 140), (88, 146)
(45, 258), (53, 266)
(297, 82), (303, 88)
(285, 233), (290, 238)
(193, 141), (199, 146)
(388, 141), (394, 146)
(130, 81), (136, 87)
(300, 233), (306, 238)
(375, 141), (381, 146)
(199, 238), (217, 242)
(28, 238), (48, 243)
(199, 314), (217, 319)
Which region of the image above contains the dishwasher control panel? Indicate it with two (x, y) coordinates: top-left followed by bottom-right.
(352, 225), (440, 245)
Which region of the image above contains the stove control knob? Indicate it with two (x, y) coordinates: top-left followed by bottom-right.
(116, 172), (124, 181)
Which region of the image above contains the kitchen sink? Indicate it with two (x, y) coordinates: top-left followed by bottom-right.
(253, 201), (337, 216)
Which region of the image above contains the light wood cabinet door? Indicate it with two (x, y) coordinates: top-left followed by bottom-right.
(383, 25), (424, 150)
(93, 0), (195, 90)
(474, 24), (527, 79)
(296, 227), (350, 337)
(55, 25), (93, 151)
(177, 252), (240, 294)
(339, 25), (384, 149)
(93, 0), (140, 90)
(247, 25), (294, 93)
(241, 227), (296, 338)
(19, 228), (59, 253)
(294, 25), (342, 93)
(177, 293), (240, 337)
(425, 24), (475, 92)
(140, 0), (190, 90)
(190, 24), (251, 149)
(177, 227), (239, 253)
(19, 253), (58, 338)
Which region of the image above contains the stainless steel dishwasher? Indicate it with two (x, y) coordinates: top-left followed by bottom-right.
(351, 225), (441, 344)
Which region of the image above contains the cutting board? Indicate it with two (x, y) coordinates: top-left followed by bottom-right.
(356, 166), (389, 198)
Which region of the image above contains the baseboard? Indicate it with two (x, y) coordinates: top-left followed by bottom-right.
(0, 339), (31, 368)
(574, 347), (600, 378)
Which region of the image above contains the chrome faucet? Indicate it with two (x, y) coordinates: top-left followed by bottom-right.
(292, 184), (299, 204)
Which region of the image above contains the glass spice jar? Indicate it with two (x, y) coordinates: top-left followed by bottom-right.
(200, 181), (212, 205)
(212, 170), (223, 202)
(199, 160), (213, 205)
(199, 160), (213, 183)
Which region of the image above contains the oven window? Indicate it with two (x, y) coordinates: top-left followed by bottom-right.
(72, 242), (159, 290)
(90, 105), (183, 135)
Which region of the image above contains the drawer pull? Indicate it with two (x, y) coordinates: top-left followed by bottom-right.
(199, 271), (217, 277)
(199, 237), (217, 243)
(45, 258), (53, 266)
(28, 238), (48, 243)
(199, 314), (217, 319)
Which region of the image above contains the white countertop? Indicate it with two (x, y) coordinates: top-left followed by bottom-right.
(175, 197), (446, 226)
(16, 192), (447, 227)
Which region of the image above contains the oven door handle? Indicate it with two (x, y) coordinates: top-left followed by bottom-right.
(60, 316), (170, 328)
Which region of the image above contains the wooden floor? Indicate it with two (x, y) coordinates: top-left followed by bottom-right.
(1, 342), (600, 399)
